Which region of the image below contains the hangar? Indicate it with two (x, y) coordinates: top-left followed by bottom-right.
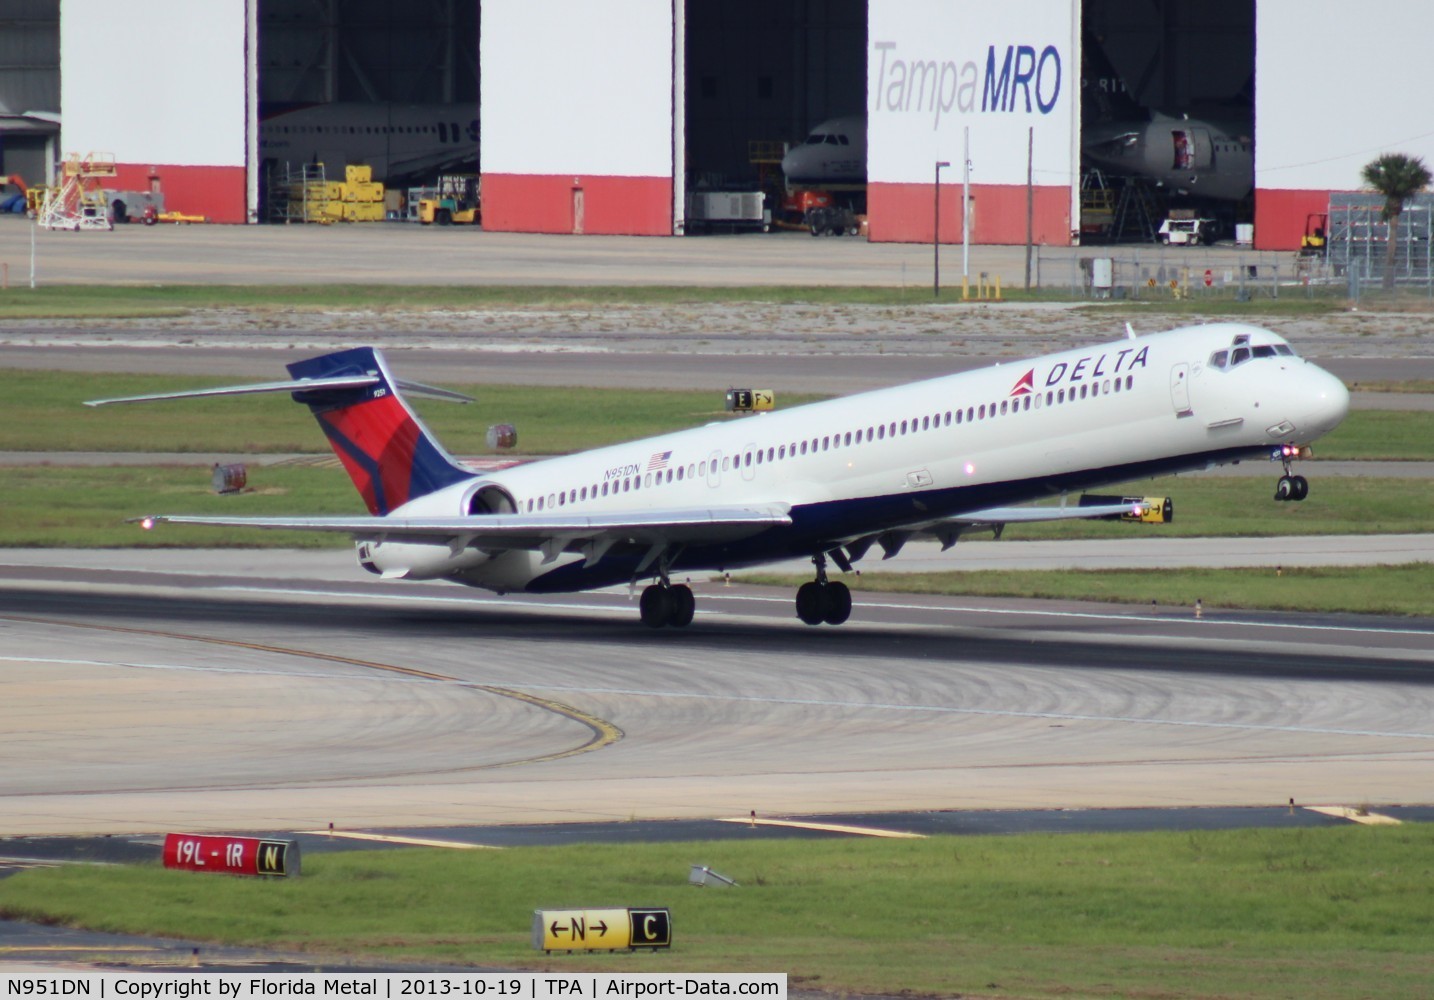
(14, 0), (1434, 248)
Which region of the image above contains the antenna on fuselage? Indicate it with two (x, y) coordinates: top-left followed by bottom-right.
(1125, 322), (1137, 340)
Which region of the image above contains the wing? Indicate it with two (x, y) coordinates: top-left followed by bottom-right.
(135, 504), (793, 567)
(835, 497), (1168, 563)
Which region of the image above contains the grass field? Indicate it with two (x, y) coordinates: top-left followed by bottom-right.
(0, 828), (1431, 998)
(745, 563), (1434, 617)
(0, 282), (1357, 317)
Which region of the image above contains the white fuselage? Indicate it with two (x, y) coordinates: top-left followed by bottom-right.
(363, 323), (1348, 592)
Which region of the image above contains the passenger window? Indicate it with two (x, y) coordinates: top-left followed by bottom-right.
(800, 441), (808, 454)
(699, 461), (706, 477)
(877, 425), (885, 440)
(1058, 389), (1065, 403)
(722, 457), (731, 471)
(955, 409), (963, 424)
(1125, 375), (1134, 389)
(822, 436), (830, 450)
(843, 432), (852, 446)
(978, 404), (986, 419)
(1000, 401), (1008, 415)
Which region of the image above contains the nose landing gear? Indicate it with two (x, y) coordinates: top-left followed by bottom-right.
(1274, 446), (1310, 502)
(1274, 474), (1308, 502)
(795, 552), (852, 626)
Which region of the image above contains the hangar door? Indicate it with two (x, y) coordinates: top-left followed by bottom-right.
(481, 0), (677, 235)
(61, 0), (256, 223)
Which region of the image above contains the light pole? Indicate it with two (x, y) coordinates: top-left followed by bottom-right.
(934, 160), (950, 298)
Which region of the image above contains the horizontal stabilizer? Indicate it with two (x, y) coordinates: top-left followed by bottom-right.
(85, 375), (471, 407)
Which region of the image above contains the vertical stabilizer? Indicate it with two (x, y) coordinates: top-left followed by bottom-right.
(286, 348), (471, 514)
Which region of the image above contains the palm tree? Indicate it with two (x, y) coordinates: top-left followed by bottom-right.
(1361, 153), (1432, 290)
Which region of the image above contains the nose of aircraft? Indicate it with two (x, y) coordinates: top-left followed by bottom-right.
(1298, 361), (1350, 440)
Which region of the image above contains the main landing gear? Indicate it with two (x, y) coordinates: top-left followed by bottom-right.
(795, 552), (852, 626)
(1274, 447), (1310, 502)
(640, 581), (695, 628)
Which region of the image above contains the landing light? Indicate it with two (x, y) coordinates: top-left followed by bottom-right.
(140, 517), (155, 530)
(964, 462), (975, 476)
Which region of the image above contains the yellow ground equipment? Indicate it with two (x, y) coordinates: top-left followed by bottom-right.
(418, 174), (480, 225)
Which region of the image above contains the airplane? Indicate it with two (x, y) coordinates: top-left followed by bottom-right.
(87, 322), (1348, 628)
(1082, 112), (1253, 202)
(781, 115), (866, 187)
(259, 102), (478, 184)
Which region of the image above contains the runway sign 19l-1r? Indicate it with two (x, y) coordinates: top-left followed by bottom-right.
(162, 833), (300, 877)
(533, 908), (671, 951)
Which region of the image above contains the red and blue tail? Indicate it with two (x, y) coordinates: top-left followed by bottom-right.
(287, 347), (472, 515)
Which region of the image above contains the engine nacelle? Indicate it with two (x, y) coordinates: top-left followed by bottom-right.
(354, 479), (518, 579)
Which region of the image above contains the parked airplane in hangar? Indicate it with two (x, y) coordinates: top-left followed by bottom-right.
(259, 102), (478, 183)
(780, 115), (866, 187)
(1082, 112), (1254, 202)
(88, 323), (1346, 628)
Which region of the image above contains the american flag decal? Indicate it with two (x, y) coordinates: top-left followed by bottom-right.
(647, 450), (672, 471)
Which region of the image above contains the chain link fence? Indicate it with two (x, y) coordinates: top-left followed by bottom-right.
(1036, 250), (1283, 301)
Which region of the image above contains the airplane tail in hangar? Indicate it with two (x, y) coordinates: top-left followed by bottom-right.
(284, 347), (474, 515)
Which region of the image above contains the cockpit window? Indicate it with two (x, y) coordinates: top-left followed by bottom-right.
(1275, 344), (1294, 356)
(805, 133), (825, 145)
(825, 134), (841, 145)
(1209, 350), (1228, 369)
(1253, 345), (1278, 359)
(1230, 346), (1251, 366)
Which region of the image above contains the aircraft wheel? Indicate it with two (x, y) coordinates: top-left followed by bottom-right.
(796, 582), (825, 625)
(1274, 475), (1294, 501)
(821, 581), (852, 625)
(639, 585), (671, 628)
(668, 584), (695, 628)
(1290, 475), (1309, 501)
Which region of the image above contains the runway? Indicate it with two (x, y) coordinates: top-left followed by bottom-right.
(3, 551), (1431, 837)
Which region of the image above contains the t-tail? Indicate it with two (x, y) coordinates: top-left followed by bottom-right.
(85, 346), (475, 516)
(285, 347), (474, 515)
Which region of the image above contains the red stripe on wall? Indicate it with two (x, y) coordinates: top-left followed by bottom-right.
(105, 164), (247, 224)
(483, 174), (673, 236)
(869, 182), (1072, 246)
(1254, 188), (1330, 252)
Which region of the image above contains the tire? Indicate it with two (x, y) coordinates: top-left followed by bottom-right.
(821, 581), (852, 625)
(1274, 476), (1293, 502)
(668, 584), (695, 627)
(639, 585), (670, 628)
(1290, 475), (1309, 501)
(809, 224), (821, 237)
(436, 208), (452, 226)
(111, 200), (127, 225)
(795, 582), (825, 625)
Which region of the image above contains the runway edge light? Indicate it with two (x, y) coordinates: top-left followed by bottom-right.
(532, 907), (672, 952)
(162, 833), (300, 877)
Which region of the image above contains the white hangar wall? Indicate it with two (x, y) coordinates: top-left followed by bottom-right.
(1255, 0), (1434, 250)
(481, 0), (677, 235)
(60, 0), (256, 223)
(866, 0), (1080, 245)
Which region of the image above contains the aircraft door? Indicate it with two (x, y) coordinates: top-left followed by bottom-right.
(1191, 129), (1214, 169)
(1170, 363), (1194, 418)
(706, 449), (723, 488)
(740, 444), (757, 482)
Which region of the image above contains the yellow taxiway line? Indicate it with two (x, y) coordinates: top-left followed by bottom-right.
(298, 830), (501, 849)
(716, 817), (925, 838)
(1304, 805), (1402, 826)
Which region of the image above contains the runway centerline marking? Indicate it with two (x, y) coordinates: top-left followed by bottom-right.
(716, 817), (925, 838)
(296, 830), (500, 849)
(1304, 805), (1403, 826)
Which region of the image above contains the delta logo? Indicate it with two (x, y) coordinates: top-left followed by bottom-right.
(1008, 369), (1035, 396)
